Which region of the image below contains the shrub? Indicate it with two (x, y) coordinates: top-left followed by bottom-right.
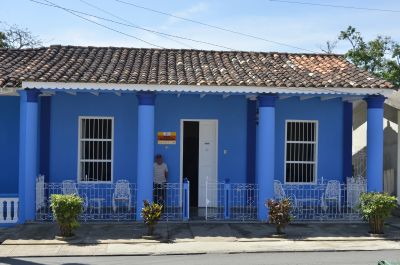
(141, 200), (163, 236)
(359, 192), (397, 234)
(50, 194), (83, 237)
(266, 198), (292, 234)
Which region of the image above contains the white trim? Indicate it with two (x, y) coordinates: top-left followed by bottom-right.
(246, 95), (258, 100)
(299, 95), (315, 101)
(41, 91), (55, 96)
(397, 110), (400, 203)
(179, 119), (219, 207)
(66, 91), (77, 96)
(0, 87), (19, 96)
(77, 116), (114, 183)
(279, 95), (292, 100)
(342, 96), (364, 102)
(22, 81), (395, 96)
(284, 120), (319, 184)
(320, 95), (339, 101)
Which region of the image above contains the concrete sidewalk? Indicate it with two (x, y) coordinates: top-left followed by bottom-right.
(1, 219), (400, 257)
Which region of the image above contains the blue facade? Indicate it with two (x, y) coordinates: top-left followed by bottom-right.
(275, 97), (344, 183)
(0, 90), (386, 224)
(0, 93), (354, 187)
(0, 97), (19, 194)
(155, 94), (248, 183)
(48, 93), (138, 183)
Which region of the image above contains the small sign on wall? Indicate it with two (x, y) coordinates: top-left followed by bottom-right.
(157, 132), (176, 144)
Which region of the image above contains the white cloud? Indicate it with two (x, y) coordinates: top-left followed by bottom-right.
(163, 2), (208, 27)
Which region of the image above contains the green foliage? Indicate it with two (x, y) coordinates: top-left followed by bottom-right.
(0, 32), (6, 48)
(359, 192), (397, 221)
(141, 200), (162, 235)
(50, 194), (83, 237)
(266, 198), (292, 234)
(337, 26), (400, 87)
(359, 192), (397, 234)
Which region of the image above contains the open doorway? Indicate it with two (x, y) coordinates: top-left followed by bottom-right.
(180, 119), (218, 218)
(182, 121), (199, 207)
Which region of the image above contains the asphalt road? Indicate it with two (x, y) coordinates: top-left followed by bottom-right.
(0, 251), (399, 265)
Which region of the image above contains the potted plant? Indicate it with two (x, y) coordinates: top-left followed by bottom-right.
(266, 198), (292, 235)
(50, 194), (83, 238)
(359, 192), (397, 235)
(141, 200), (163, 238)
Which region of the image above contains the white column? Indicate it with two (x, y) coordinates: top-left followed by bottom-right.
(397, 110), (400, 203)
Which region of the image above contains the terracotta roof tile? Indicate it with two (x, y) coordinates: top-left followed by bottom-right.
(0, 45), (395, 89)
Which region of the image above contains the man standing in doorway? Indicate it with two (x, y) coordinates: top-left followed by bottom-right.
(153, 154), (168, 204)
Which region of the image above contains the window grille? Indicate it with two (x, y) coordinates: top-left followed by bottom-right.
(285, 120), (318, 183)
(78, 117), (113, 182)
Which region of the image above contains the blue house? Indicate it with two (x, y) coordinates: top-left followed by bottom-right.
(0, 46), (395, 225)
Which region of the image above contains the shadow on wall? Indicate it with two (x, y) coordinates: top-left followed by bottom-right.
(352, 124), (397, 196)
(352, 101), (398, 196)
(384, 121), (397, 196)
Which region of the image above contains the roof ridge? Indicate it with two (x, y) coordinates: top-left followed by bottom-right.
(0, 44), (345, 57)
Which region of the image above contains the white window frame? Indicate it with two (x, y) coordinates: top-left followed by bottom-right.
(77, 116), (114, 183)
(284, 119), (318, 184)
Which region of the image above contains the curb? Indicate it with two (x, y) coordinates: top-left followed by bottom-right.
(2, 248), (400, 258)
(2, 236), (400, 246)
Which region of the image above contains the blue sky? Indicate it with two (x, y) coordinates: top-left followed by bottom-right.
(1, 0), (399, 53)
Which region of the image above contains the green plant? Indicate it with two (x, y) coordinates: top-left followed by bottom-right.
(266, 198), (292, 234)
(50, 194), (83, 237)
(359, 192), (397, 234)
(140, 200), (163, 236)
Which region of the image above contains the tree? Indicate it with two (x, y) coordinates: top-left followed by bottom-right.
(0, 31), (6, 48)
(320, 40), (338, 54)
(323, 26), (400, 87)
(0, 24), (42, 49)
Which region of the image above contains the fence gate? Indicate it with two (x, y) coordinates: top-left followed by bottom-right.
(205, 179), (258, 221)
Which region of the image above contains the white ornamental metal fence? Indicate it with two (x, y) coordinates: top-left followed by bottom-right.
(276, 179), (366, 223)
(0, 195), (19, 224)
(205, 180), (259, 221)
(153, 182), (189, 221)
(36, 181), (137, 222)
(205, 181), (225, 220)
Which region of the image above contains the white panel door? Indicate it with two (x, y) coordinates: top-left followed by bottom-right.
(198, 120), (218, 207)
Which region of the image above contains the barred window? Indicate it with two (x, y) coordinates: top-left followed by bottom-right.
(78, 117), (113, 182)
(285, 120), (318, 183)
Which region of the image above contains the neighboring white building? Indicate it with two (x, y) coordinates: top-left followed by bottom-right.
(353, 91), (400, 202)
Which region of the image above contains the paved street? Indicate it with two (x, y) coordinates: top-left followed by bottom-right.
(0, 251), (399, 265)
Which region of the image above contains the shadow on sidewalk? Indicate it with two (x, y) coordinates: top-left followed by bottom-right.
(1, 217), (400, 246)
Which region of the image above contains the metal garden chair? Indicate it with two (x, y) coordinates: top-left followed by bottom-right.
(321, 180), (341, 212)
(61, 180), (88, 212)
(112, 180), (131, 213)
(273, 180), (300, 212)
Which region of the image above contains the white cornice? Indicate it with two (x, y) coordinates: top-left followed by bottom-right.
(21, 81), (395, 97)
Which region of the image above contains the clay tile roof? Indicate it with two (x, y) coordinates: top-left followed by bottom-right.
(0, 45), (395, 89)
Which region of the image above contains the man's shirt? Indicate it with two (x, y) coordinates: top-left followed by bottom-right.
(154, 162), (168, 184)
